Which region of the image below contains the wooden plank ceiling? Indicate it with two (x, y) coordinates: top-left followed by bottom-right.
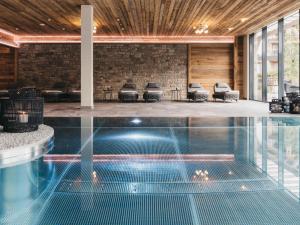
(0, 0), (299, 36)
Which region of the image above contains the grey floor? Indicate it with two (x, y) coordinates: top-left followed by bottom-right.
(44, 100), (292, 117)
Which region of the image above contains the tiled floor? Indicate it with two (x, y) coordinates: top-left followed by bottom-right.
(45, 100), (278, 117)
(44, 100), (284, 117)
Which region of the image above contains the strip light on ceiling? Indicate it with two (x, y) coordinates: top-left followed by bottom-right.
(0, 27), (234, 47)
(15, 35), (235, 44)
(0, 39), (19, 48)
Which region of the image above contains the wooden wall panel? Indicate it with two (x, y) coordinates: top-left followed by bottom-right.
(188, 43), (234, 97)
(234, 36), (245, 99)
(0, 45), (17, 88)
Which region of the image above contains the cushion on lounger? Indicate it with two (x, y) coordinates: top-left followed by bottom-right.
(123, 83), (136, 89)
(216, 83), (229, 88)
(215, 83), (231, 93)
(188, 83), (209, 94)
(195, 90), (209, 94)
(145, 89), (163, 94)
(42, 90), (64, 93)
(189, 83), (202, 89)
(146, 83), (160, 89)
(120, 89), (138, 93)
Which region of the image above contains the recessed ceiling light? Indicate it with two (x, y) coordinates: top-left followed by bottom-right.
(240, 18), (248, 23)
(15, 28), (19, 31)
(62, 27), (66, 31)
(194, 24), (208, 34)
(228, 27), (234, 31)
(39, 23), (45, 26)
(47, 18), (52, 22)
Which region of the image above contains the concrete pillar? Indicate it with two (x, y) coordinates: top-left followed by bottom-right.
(81, 5), (94, 108)
(244, 35), (249, 100)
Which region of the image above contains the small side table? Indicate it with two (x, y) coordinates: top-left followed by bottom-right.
(103, 90), (113, 101)
(171, 89), (181, 101)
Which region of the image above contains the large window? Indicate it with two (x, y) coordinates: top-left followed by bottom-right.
(284, 12), (300, 94)
(267, 23), (279, 101)
(250, 10), (299, 101)
(253, 31), (263, 101)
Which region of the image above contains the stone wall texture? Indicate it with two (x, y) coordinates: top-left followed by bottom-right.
(18, 43), (187, 100)
(18, 44), (81, 89)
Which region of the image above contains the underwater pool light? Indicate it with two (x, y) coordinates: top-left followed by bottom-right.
(131, 118), (142, 124)
(92, 171), (97, 178)
(125, 133), (148, 139)
(99, 131), (172, 142)
(241, 185), (247, 190)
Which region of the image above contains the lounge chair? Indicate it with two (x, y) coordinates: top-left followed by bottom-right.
(143, 82), (163, 102)
(187, 83), (209, 102)
(67, 89), (81, 102)
(118, 82), (139, 102)
(42, 82), (67, 102)
(212, 83), (239, 102)
(0, 89), (9, 98)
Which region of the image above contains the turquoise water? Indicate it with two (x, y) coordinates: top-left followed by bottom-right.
(0, 117), (300, 225)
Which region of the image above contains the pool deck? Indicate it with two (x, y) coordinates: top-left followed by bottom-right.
(44, 100), (296, 117)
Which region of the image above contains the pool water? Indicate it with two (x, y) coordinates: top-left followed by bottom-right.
(0, 117), (300, 225)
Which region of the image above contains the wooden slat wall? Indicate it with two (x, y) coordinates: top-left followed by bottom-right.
(0, 45), (17, 88)
(234, 36), (245, 99)
(188, 43), (234, 97)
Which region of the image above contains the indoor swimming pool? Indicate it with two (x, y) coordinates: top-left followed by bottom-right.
(0, 117), (300, 225)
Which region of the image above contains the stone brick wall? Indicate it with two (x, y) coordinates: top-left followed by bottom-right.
(18, 44), (80, 89)
(18, 43), (187, 100)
